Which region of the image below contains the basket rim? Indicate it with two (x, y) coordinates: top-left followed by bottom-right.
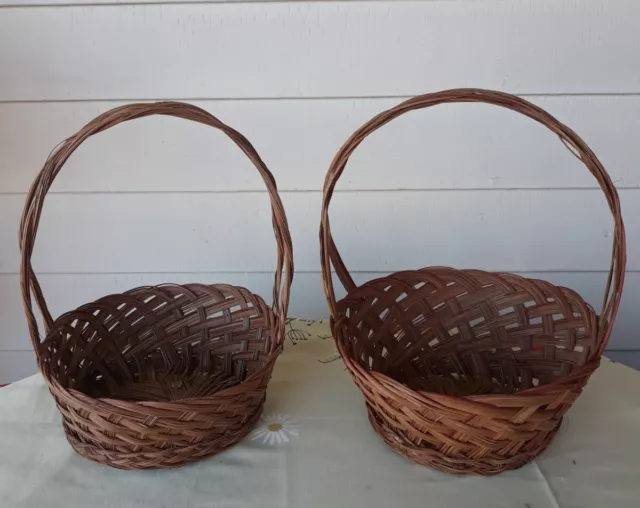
(42, 347), (281, 410)
(42, 282), (274, 338)
(39, 282), (284, 408)
(333, 323), (600, 405)
(338, 266), (596, 310)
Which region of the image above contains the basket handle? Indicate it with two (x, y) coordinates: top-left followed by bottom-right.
(320, 89), (625, 354)
(20, 102), (294, 359)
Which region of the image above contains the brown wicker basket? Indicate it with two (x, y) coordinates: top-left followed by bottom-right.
(19, 102), (293, 470)
(320, 89), (626, 475)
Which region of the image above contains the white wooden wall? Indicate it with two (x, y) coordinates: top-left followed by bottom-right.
(1, 0), (639, 382)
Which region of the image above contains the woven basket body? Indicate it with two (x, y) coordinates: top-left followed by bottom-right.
(20, 103), (293, 470)
(320, 89), (625, 475)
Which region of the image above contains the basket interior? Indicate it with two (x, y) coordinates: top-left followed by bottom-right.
(336, 268), (599, 396)
(38, 284), (280, 402)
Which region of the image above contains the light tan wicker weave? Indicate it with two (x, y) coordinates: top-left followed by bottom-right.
(320, 89), (626, 475)
(20, 102), (293, 470)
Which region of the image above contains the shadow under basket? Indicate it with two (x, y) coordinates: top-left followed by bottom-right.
(320, 89), (625, 475)
(40, 284), (281, 470)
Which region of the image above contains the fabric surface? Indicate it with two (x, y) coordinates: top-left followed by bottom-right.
(1, 318), (639, 508)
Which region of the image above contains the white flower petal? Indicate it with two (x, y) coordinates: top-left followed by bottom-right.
(253, 413), (299, 445)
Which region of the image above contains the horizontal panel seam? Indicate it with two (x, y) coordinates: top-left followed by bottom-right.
(1, 187), (638, 197)
(0, 270), (633, 276)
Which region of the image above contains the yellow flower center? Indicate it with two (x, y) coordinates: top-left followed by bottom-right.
(267, 423), (283, 432)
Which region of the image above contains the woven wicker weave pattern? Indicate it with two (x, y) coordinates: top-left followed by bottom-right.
(320, 89), (625, 475)
(48, 284), (278, 469)
(20, 102), (294, 469)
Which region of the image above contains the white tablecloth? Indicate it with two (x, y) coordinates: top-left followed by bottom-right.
(1, 319), (639, 508)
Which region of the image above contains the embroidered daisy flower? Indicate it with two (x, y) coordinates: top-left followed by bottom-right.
(318, 351), (341, 364)
(252, 413), (299, 445)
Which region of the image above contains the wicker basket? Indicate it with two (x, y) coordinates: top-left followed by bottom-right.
(320, 89), (626, 475)
(19, 102), (293, 470)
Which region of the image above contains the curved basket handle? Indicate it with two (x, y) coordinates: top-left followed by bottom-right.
(20, 102), (293, 361)
(320, 89), (625, 355)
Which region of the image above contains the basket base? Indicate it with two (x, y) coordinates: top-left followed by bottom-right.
(63, 402), (263, 470)
(367, 406), (561, 476)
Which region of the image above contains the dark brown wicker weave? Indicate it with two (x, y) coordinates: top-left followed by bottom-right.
(20, 102), (293, 470)
(320, 89), (626, 475)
